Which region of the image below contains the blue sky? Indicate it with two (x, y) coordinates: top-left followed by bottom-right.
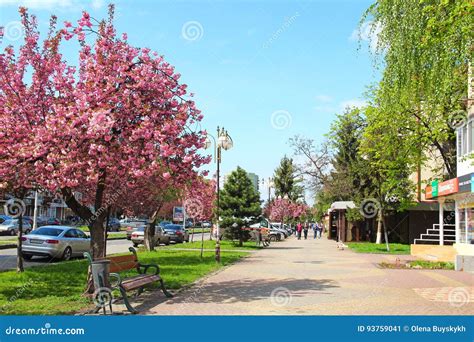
(1, 0), (379, 201)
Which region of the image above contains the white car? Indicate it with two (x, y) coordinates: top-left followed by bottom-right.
(22, 226), (90, 260)
(0, 219), (32, 236)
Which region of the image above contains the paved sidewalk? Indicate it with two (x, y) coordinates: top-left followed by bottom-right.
(139, 236), (473, 315)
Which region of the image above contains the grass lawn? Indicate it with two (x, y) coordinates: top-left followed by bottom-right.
(188, 228), (211, 234)
(0, 249), (248, 315)
(347, 242), (410, 255)
(0, 241), (16, 246)
(167, 239), (263, 251)
(408, 260), (455, 270)
(107, 233), (127, 240)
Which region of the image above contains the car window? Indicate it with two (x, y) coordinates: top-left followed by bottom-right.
(64, 229), (77, 238)
(31, 227), (63, 236)
(75, 229), (88, 238)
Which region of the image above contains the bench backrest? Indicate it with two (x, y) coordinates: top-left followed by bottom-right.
(108, 254), (138, 273)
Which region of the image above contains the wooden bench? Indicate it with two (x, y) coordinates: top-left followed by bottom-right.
(84, 247), (173, 314)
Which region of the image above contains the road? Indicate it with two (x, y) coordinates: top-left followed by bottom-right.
(0, 233), (210, 271)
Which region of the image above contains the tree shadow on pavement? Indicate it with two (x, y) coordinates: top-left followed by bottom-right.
(133, 277), (338, 312)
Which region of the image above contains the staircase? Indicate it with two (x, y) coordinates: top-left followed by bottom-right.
(414, 224), (456, 245)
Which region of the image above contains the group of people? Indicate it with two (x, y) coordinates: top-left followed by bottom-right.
(295, 222), (324, 240)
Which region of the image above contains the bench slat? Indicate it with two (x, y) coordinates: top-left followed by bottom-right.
(121, 274), (160, 291)
(108, 255), (137, 263)
(109, 261), (138, 273)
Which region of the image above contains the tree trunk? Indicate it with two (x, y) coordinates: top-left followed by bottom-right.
(16, 214), (24, 273)
(375, 210), (383, 244)
(238, 227), (243, 247)
(145, 210), (159, 251)
(89, 218), (107, 260)
(145, 221), (156, 251)
(382, 215), (390, 252)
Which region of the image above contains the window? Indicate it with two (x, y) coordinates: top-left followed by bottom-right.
(462, 125), (468, 155)
(75, 229), (87, 239)
(64, 229), (77, 238)
(470, 120), (474, 153)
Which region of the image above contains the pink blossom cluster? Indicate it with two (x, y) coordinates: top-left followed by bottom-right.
(269, 198), (309, 222)
(0, 7), (210, 219)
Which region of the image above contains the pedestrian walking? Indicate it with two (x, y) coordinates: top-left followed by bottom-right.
(317, 222), (323, 239)
(313, 222), (318, 239)
(296, 222), (302, 240)
(303, 222), (309, 240)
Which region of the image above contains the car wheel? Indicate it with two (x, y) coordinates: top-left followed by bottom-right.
(9, 229), (16, 236)
(22, 254), (33, 260)
(269, 235), (277, 242)
(62, 247), (72, 261)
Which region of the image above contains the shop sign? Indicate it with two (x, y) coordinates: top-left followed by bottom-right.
(437, 178), (459, 196)
(431, 179), (439, 198)
(425, 185), (433, 199)
(458, 173), (474, 193)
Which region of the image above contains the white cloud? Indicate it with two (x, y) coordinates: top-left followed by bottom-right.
(339, 99), (367, 111)
(349, 20), (382, 52)
(91, 0), (103, 9)
(315, 94), (333, 103)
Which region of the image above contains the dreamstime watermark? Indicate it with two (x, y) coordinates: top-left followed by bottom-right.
(85, 186), (127, 226)
(447, 109), (468, 130)
(359, 198), (381, 219)
(1, 21), (24, 42)
(181, 21), (204, 41)
(5, 323), (85, 336)
(262, 12), (300, 49)
(270, 286), (292, 307)
(0, 279), (33, 313)
(92, 287), (114, 309)
(184, 198), (204, 219)
(448, 287), (471, 308)
(3, 198), (26, 218)
(270, 110), (292, 130)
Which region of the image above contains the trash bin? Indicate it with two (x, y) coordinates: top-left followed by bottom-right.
(90, 259), (110, 289)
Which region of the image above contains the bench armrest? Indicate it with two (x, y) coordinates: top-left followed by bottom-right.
(109, 272), (122, 289)
(138, 263), (160, 276)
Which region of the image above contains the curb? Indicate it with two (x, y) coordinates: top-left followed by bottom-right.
(0, 244), (17, 250)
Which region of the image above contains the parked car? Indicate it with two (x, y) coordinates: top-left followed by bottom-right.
(159, 220), (172, 228)
(0, 219), (32, 236)
(201, 221), (212, 228)
(163, 224), (190, 243)
(0, 215), (11, 224)
(37, 217), (60, 226)
(131, 226), (170, 247)
(125, 220), (148, 240)
(21, 226), (90, 261)
(106, 218), (121, 232)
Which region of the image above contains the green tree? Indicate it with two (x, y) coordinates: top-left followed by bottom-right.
(361, 0), (473, 178)
(327, 107), (372, 202)
(359, 105), (416, 246)
(220, 167), (261, 246)
(273, 156), (304, 201)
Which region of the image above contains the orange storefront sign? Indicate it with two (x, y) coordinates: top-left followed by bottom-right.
(425, 185), (433, 199)
(437, 178), (459, 196)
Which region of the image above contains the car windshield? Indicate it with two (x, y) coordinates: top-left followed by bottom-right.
(30, 227), (63, 236)
(160, 221), (171, 226)
(1, 220), (15, 225)
(165, 225), (182, 230)
(136, 227), (145, 232)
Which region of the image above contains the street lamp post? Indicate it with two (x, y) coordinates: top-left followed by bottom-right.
(205, 126), (233, 263)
